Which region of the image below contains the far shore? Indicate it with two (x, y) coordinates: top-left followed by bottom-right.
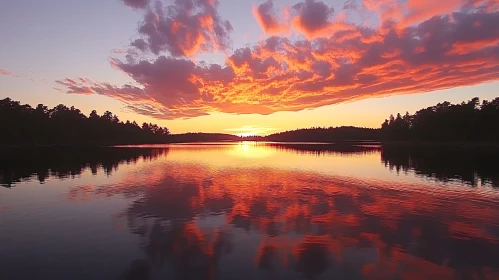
(2, 140), (499, 150)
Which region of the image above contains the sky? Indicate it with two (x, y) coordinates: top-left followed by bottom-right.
(1, 0), (498, 136)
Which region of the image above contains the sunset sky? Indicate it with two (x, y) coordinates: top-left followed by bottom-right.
(1, 0), (498, 135)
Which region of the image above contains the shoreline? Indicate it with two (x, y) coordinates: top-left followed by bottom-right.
(1, 140), (499, 149)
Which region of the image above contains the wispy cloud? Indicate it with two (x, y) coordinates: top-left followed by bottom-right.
(56, 0), (499, 120)
(112, 48), (127, 54)
(0, 69), (13, 76)
(121, 0), (149, 9)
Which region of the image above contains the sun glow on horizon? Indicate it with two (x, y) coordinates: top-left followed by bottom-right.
(236, 132), (258, 137)
(225, 125), (276, 137)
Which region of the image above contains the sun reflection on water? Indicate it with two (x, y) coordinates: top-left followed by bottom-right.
(228, 141), (275, 159)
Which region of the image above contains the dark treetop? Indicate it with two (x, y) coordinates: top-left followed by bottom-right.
(0, 98), (170, 146)
(243, 127), (381, 142)
(381, 97), (499, 142)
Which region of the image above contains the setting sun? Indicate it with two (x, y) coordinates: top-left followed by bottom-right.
(224, 125), (275, 137)
(236, 132), (257, 137)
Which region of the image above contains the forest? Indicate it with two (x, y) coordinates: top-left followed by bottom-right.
(246, 126), (381, 142)
(381, 97), (499, 142)
(2, 96), (499, 146)
(0, 98), (170, 146)
(169, 133), (241, 143)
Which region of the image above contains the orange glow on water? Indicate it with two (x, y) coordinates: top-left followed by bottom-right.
(59, 145), (499, 279)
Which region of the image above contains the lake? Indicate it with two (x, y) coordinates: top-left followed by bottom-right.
(1, 142), (499, 280)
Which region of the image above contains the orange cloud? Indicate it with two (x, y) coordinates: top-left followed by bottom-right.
(397, 0), (464, 29)
(56, 1), (499, 120)
(253, 0), (289, 35)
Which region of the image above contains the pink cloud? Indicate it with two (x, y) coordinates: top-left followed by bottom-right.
(56, 79), (94, 95)
(112, 49), (127, 54)
(0, 69), (13, 76)
(79, 77), (91, 83)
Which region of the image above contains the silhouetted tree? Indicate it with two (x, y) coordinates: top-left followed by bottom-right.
(168, 132), (240, 143)
(0, 98), (170, 146)
(381, 97), (499, 142)
(252, 126), (380, 142)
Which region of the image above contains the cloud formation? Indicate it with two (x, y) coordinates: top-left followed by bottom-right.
(127, 0), (233, 56)
(57, 0), (499, 120)
(291, 0), (336, 38)
(253, 0), (289, 34)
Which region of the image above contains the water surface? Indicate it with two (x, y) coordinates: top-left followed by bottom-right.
(1, 143), (499, 280)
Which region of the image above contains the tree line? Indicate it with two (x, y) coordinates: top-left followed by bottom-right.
(0, 98), (170, 146)
(4, 96), (499, 146)
(169, 132), (241, 143)
(381, 97), (499, 142)
(245, 126), (381, 142)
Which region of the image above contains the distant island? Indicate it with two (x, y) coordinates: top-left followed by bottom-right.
(1, 96), (498, 146)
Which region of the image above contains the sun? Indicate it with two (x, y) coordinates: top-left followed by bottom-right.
(225, 125), (275, 137)
(236, 132), (258, 137)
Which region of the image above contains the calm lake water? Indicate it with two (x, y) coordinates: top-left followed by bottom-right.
(1, 143), (499, 280)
